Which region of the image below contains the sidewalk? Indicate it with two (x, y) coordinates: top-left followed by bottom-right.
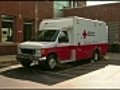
(0, 55), (16, 63)
(107, 52), (120, 60)
(0, 55), (18, 68)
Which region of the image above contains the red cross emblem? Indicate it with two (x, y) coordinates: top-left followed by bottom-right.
(82, 30), (87, 39)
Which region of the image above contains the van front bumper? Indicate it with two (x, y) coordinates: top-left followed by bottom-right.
(16, 54), (46, 63)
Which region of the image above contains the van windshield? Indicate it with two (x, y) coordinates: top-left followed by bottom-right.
(30, 30), (59, 42)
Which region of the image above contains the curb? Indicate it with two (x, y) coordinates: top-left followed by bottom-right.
(0, 59), (17, 63)
(0, 55), (16, 63)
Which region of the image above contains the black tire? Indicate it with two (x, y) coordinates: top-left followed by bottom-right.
(21, 62), (31, 67)
(45, 55), (57, 70)
(92, 51), (100, 62)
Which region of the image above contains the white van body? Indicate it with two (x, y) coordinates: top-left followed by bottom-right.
(16, 16), (108, 70)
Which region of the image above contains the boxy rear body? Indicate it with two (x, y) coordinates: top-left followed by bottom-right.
(16, 16), (108, 70)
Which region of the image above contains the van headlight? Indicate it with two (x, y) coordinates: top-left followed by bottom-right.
(17, 45), (22, 54)
(35, 50), (41, 56)
(18, 48), (22, 54)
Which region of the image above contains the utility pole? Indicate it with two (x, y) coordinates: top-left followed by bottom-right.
(35, 1), (38, 33)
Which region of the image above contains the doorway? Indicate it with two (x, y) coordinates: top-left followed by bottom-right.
(23, 19), (33, 41)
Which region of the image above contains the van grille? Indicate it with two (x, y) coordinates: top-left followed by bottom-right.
(21, 49), (35, 55)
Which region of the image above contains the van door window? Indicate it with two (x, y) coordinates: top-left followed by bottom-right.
(58, 31), (69, 43)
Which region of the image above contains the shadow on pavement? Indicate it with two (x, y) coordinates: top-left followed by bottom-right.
(0, 59), (120, 85)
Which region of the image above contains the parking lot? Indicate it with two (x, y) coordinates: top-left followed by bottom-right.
(0, 53), (120, 88)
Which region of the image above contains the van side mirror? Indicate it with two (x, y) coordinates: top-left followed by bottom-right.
(58, 36), (69, 43)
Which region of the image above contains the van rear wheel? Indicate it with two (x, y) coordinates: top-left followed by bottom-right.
(92, 51), (100, 62)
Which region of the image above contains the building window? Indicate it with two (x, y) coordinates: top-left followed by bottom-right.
(69, 1), (86, 8)
(2, 15), (14, 43)
(54, 1), (69, 10)
(69, 0), (78, 8)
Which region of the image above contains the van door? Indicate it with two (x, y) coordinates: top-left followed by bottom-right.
(57, 31), (71, 61)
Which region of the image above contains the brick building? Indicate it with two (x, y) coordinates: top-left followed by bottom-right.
(0, 1), (53, 55)
(63, 3), (120, 46)
(1, 1), (119, 55)
(0, 1), (85, 56)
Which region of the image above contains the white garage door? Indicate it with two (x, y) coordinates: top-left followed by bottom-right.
(107, 21), (120, 44)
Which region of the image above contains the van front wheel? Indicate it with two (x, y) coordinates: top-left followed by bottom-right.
(46, 55), (57, 70)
